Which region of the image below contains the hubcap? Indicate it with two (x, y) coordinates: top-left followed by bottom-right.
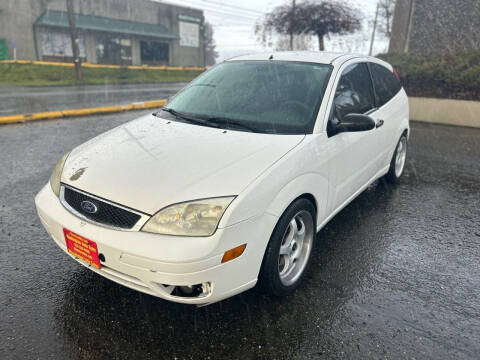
(395, 137), (407, 178)
(278, 210), (314, 286)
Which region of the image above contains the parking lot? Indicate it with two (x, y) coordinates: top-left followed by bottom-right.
(0, 113), (479, 359)
(0, 83), (185, 116)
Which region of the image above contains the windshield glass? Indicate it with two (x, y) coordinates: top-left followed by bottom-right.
(165, 61), (332, 134)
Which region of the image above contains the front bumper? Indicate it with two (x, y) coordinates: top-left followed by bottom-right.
(35, 184), (278, 305)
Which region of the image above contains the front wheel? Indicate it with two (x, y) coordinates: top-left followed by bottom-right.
(259, 198), (316, 296)
(385, 133), (408, 183)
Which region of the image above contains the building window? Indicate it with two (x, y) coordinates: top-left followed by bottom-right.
(40, 31), (86, 61)
(179, 21), (199, 48)
(140, 41), (169, 64)
(96, 36), (132, 65)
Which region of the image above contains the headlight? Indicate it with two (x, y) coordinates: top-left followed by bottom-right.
(141, 197), (235, 236)
(50, 152), (70, 197)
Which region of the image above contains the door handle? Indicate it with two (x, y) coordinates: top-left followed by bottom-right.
(376, 119), (384, 128)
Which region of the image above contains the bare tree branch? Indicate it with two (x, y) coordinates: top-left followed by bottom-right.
(378, 0), (396, 37)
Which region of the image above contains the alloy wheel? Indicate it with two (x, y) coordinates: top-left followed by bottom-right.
(278, 210), (314, 286)
(395, 136), (407, 177)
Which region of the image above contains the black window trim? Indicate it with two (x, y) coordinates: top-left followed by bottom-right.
(367, 61), (403, 111)
(366, 62), (379, 110)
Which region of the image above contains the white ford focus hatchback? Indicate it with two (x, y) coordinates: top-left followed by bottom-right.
(35, 52), (409, 305)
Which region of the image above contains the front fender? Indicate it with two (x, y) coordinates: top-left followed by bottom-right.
(265, 173), (328, 226)
(219, 134), (329, 230)
(387, 118), (410, 164)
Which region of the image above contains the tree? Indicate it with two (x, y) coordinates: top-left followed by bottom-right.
(256, 0), (362, 52)
(255, 1), (303, 50)
(297, 1), (362, 51)
(274, 34), (314, 51)
(203, 22), (218, 66)
(289, 0), (297, 50)
(66, 0), (83, 83)
(378, 0), (396, 37)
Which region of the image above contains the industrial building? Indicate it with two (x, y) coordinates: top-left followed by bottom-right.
(0, 0), (205, 66)
(389, 0), (480, 54)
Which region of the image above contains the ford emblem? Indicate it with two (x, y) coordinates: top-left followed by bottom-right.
(80, 200), (98, 214)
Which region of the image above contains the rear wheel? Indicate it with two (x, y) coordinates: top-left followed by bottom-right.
(259, 198), (316, 296)
(385, 133), (407, 183)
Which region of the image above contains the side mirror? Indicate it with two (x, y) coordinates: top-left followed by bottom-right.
(336, 113), (376, 133)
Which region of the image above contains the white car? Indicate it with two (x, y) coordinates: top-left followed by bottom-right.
(35, 52), (409, 305)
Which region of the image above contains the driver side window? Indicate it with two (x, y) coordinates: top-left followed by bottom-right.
(328, 63), (375, 137)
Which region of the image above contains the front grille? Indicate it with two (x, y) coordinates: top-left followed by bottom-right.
(62, 186), (141, 229)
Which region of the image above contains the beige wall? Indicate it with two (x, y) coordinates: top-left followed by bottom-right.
(410, 97), (480, 128)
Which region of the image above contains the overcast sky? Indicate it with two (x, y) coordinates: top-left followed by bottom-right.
(160, 0), (389, 62)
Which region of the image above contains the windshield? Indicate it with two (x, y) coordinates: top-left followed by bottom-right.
(165, 61), (332, 134)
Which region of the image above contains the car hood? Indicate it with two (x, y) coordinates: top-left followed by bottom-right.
(62, 114), (304, 214)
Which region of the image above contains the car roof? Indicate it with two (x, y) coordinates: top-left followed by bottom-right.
(226, 51), (362, 66)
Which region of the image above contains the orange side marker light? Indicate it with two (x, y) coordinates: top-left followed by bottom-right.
(221, 244), (247, 263)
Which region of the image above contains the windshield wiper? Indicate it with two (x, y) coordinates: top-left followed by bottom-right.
(158, 107), (182, 118)
(158, 109), (259, 132)
(158, 108), (221, 129)
(204, 117), (259, 133)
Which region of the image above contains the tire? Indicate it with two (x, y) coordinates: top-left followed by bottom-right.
(385, 133), (408, 184)
(259, 198), (316, 296)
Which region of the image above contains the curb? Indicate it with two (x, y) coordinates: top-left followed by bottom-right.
(0, 60), (205, 71)
(0, 100), (167, 125)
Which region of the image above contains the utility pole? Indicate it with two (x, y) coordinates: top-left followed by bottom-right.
(404, 0), (416, 53)
(67, 0), (83, 83)
(369, 2), (380, 56)
(202, 22), (206, 67)
(289, 0), (296, 50)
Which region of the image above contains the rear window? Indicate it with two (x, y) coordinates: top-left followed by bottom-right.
(369, 63), (402, 108)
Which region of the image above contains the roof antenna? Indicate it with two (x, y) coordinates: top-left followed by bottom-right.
(268, 54), (274, 60)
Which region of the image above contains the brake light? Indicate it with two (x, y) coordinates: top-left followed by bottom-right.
(392, 68), (401, 81)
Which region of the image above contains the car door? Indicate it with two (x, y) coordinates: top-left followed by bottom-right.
(368, 62), (406, 168)
(325, 62), (379, 214)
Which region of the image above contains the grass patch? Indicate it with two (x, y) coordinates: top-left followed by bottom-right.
(0, 63), (203, 86)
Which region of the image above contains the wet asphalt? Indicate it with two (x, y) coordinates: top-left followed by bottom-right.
(0, 83), (186, 116)
(0, 113), (479, 359)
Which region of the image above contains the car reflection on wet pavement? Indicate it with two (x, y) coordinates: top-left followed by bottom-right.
(0, 112), (479, 359)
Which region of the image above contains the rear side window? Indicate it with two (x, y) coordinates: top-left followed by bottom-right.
(370, 63), (402, 107)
